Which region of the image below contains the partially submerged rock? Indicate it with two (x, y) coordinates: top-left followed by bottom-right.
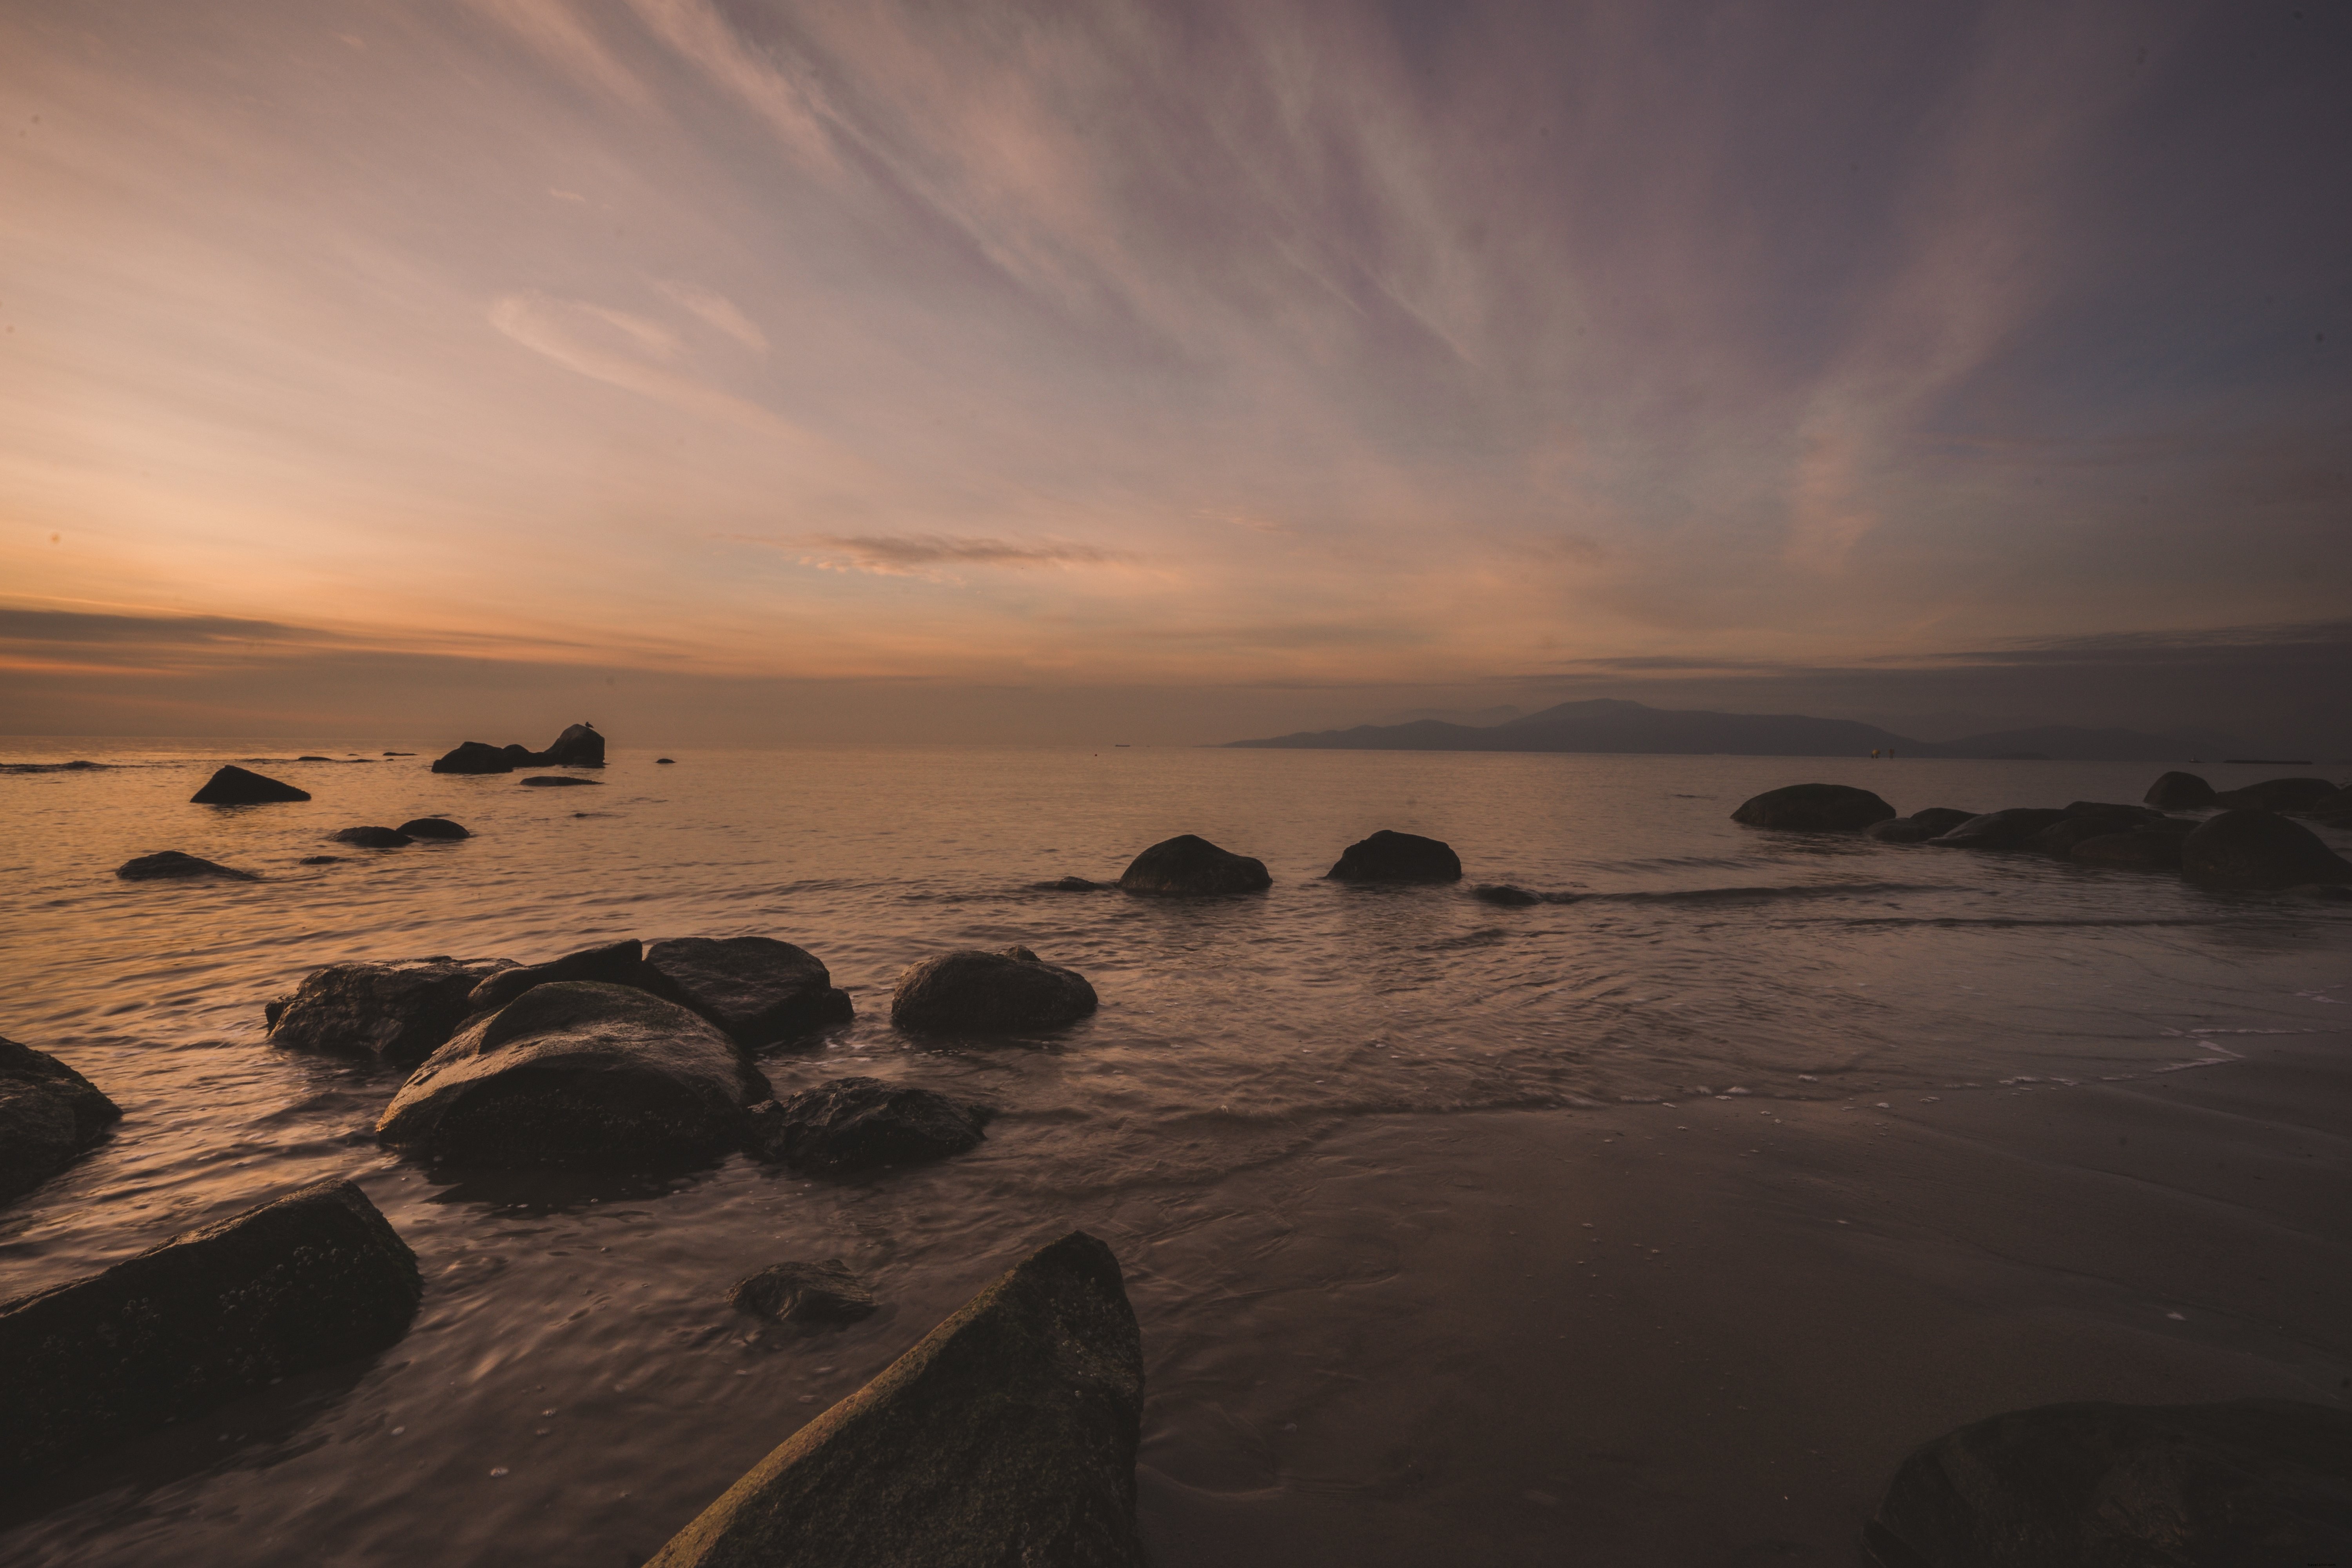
(645, 1231), (1143, 1568)
(1034, 876), (1106, 892)
(1866, 809), (1977, 844)
(114, 850), (256, 881)
(2143, 770), (2216, 809)
(746, 1076), (986, 1174)
(2180, 809), (2352, 887)
(431, 741), (514, 775)
(1927, 808), (2069, 849)
(377, 982), (770, 1166)
(2070, 830), (2187, 870)
(539, 722), (604, 766)
(645, 936), (854, 1047)
(269, 955), (518, 1067)
(191, 764), (309, 805)
(889, 947), (1097, 1034)
(521, 775), (602, 787)
(0, 1036), (121, 1204)
(397, 817), (470, 840)
(433, 725), (604, 774)
(0, 1178), (421, 1479)
(730, 1259), (878, 1325)
(1326, 829), (1462, 883)
(1730, 784), (1895, 831)
(2212, 775), (2342, 812)
(1472, 883), (1543, 907)
(330, 825), (412, 848)
(1864, 1398), (2352, 1568)
(1116, 834), (1271, 895)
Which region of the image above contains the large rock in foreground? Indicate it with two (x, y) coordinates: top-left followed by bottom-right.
(888, 947), (1097, 1034)
(268, 955), (517, 1067)
(377, 982), (770, 1166)
(1116, 834), (1271, 895)
(1326, 829), (1462, 883)
(2144, 770), (2216, 809)
(2180, 809), (2352, 887)
(114, 850), (256, 881)
(191, 764), (310, 805)
(0, 1178), (421, 1479)
(646, 937), (853, 1047)
(1864, 1399), (2352, 1568)
(646, 1231), (1144, 1568)
(1730, 784), (1895, 831)
(746, 1077), (986, 1174)
(1, 1037), (122, 1204)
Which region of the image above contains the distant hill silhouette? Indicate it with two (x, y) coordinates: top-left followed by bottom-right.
(1225, 698), (2245, 761)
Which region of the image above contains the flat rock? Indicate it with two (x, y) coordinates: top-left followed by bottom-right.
(377, 982), (770, 1166)
(521, 774), (603, 787)
(2212, 775), (2342, 812)
(269, 955), (518, 1067)
(1116, 833), (1271, 895)
(656, 757), (677, 764)
(889, 947), (1097, 1033)
(646, 1231), (1143, 1568)
(0, 1036), (122, 1204)
(645, 936), (854, 1047)
(330, 825), (412, 848)
(430, 741), (513, 775)
(1034, 876), (1106, 891)
(746, 1076), (986, 1174)
(1326, 829), (1462, 883)
(2143, 770), (2216, 809)
(2180, 809), (2352, 887)
(396, 817), (469, 840)
(0, 1178), (421, 1480)
(1864, 1398), (2352, 1568)
(114, 849), (256, 881)
(1927, 808), (2069, 849)
(191, 764), (310, 805)
(1730, 784), (1895, 831)
(729, 1259), (878, 1325)
(468, 938), (671, 1013)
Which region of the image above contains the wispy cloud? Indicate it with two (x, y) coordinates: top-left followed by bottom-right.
(730, 533), (1136, 578)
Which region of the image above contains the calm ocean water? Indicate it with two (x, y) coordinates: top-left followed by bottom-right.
(2, 740), (2347, 1564)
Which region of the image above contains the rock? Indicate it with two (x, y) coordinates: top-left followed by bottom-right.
(1472, 883), (1543, 907)
(298, 855), (343, 866)
(295, 755), (332, 762)
(0, 1037), (121, 1204)
(745, 1076), (986, 1174)
(644, 1231), (1143, 1568)
(1034, 876), (1106, 891)
(190, 764), (310, 805)
(1326, 829), (1463, 883)
(396, 817), (469, 840)
(501, 743), (537, 768)
(269, 956), (518, 1067)
(377, 982), (770, 1167)
(2070, 831), (2185, 870)
(539, 722), (604, 766)
(330, 825), (412, 848)
(1927, 808), (2070, 849)
(1866, 818), (1935, 843)
(2180, 809), (2352, 887)
(430, 741), (513, 775)
(889, 947), (1098, 1034)
(656, 757), (677, 764)
(2028, 816), (2147, 857)
(1116, 834), (1272, 895)
(644, 936), (854, 1047)
(0, 1178), (421, 1479)
(729, 1259), (878, 1325)
(2293, 785), (2352, 819)
(467, 938), (669, 1013)
(2212, 776), (2342, 812)
(1863, 1398), (2352, 1568)
(114, 850), (256, 881)
(1729, 784), (1896, 831)
(383, 751), (414, 757)
(2061, 800), (2162, 824)
(520, 775), (602, 787)
(2144, 770), (2216, 809)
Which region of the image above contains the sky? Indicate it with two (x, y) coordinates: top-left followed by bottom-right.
(2, 0), (2347, 746)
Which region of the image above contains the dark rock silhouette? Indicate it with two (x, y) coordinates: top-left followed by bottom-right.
(746, 1076), (986, 1174)
(114, 850), (256, 881)
(2180, 809), (2352, 887)
(1927, 808), (2070, 849)
(656, 757), (677, 764)
(1327, 829), (1462, 883)
(1730, 784), (1895, 831)
(644, 936), (853, 1047)
(2212, 775), (2341, 812)
(432, 724), (604, 774)
(729, 1259), (878, 1324)
(269, 956), (518, 1067)
(190, 765), (309, 805)
(2029, 815), (2149, 856)
(430, 741), (512, 775)
(889, 947), (1098, 1033)
(2070, 831), (2187, 870)
(2143, 770), (2216, 809)
(644, 1231), (1143, 1568)
(1864, 1399), (2352, 1568)
(396, 816), (469, 839)
(330, 825), (412, 848)
(1, 1036), (121, 1204)
(520, 775), (602, 787)
(1471, 883), (1543, 907)
(377, 982), (770, 1167)
(1116, 834), (1271, 895)
(1865, 807), (1975, 843)
(466, 938), (670, 1014)
(539, 723), (604, 766)
(1034, 876), (1106, 891)
(0, 1178), (421, 1480)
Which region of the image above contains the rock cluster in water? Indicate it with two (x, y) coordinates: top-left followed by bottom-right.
(430, 723), (605, 774)
(0, 1036), (121, 1203)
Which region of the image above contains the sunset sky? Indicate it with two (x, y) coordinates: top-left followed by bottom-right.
(2, 0), (2346, 744)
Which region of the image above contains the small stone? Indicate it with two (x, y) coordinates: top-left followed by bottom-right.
(729, 1259), (878, 1324)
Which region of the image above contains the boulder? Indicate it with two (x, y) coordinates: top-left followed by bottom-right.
(377, 982), (770, 1166)
(644, 1231), (1143, 1568)
(2212, 776), (2342, 812)
(114, 850), (256, 881)
(1864, 1399), (2352, 1568)
(645, 936), (854, 1047)
(1910, 808), (1978, 837)
(1472, 884), (1543, 907)
(430, 741), (513, 775)
(2028, 816), (2149, 857)
(746, 1077), (986, 1174)
(501, 743), (537, 768)
(1927, 808), (2069, 849)
(190, 764), (309, 805)
(889, 947), (1098, 1034)
(396, 816), (470, 840)
(1116, 834), (1271, 895)
(2061, 800), (2163, 825)
(2180, 809), (2352, 887)
(0, 1178), (421, 1479)
(520, 775), (602, 787)
(269, 955), (518, 1067)
(729, 1259), (878, 1325)
(1, 1037), (121, 1204)
(657, 757), (677, 764)
(1326, 829), (1463, 884)
(2143, 770), (2216, 809)
(467, 938), (670, 1013)
(2294, 786), (2352, 822)
(1866, 818), (1936, 844)
(2070, 831), (2185, 870)
(1034, 876), (1106, 892)
(330, 825), (412, 848)
(1729, 784), (1895, 831)
(539, 723), (604, 766)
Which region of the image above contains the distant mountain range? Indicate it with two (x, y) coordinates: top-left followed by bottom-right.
(1225, 698), (2252, 761)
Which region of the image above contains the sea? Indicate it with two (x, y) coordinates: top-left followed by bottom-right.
(3, 740), (2348, 1565)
